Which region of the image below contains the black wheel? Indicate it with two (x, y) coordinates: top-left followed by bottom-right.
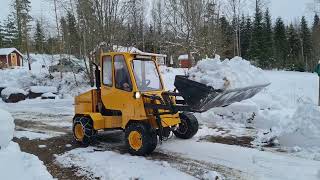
(125, 122), (157, 156)
(173, 112), (199, 139)
(72, 116), (96, 145)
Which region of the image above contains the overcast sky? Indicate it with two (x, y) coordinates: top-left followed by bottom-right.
(0, 0), (316, 26)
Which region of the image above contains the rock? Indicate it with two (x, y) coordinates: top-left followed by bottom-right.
(41, 92), (57, 100)
(3, 93), (26, 103)
(1, 87), (27, 103)
(29, 86), (58, 99)
(0, 87), (5, 96)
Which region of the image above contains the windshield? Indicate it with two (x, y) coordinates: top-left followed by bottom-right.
(132, 59), (162, 91)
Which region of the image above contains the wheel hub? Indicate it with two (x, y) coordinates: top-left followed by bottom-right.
(74, 123), (85, 141)
(128, 131), (142, 151)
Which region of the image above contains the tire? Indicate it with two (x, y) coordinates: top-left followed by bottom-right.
(125, 122), (157, 156)
(173, 112), (199, 139)
(72, 116), (96, 146)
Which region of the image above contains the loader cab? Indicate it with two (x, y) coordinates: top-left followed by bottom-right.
(101, 52), (164, 93)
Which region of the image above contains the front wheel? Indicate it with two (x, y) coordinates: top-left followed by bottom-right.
(72, 116), (96, 145)
(173, 112), (199, 139)
(125, 122), (157, 156)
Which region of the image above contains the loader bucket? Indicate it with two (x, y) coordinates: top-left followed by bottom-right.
(174, 75), (270, 112)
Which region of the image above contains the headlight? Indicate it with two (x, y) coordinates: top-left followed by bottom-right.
(134, 92), (141, 99)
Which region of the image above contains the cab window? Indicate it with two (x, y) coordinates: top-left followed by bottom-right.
(114, 55), (132, 91)
(103, 56), (112, 86)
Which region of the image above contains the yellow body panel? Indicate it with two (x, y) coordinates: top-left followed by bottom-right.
(74, 52), (181, 131)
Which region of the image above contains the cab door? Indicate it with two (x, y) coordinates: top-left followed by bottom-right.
(101, 54), (135, 126)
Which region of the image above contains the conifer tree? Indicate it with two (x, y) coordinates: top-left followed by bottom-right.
(240, 15), (252, 59)
(312, 14), (320, 69)
(66, 11), (80, 56)
(262, 8), (274, 68)
(300, 16), (312, 71)
(287, 23), (302, 71)
(273, 17), (288, 69)
(250, 0), (265, 67)
(0, 22), (3, 48)
(2, 14), (19, 48)
(34, 20), (45, 53)
(219, 16), (234, 58)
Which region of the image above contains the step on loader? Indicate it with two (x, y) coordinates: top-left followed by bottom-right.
(73, 52), (269, 155)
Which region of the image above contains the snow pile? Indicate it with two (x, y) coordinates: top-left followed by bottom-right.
(0, 54), (91, 97)
(56, 147), (195, 180)
(188, 56), (269, 89)
(0, 108), (53, 179)
(202, 171), (224, 180)
(0, 108), (14, 149)
(0, 142), (53, 180)
(1, 87), (27, 98)
(30, 86), (57, 93)
(266, 104), (320, 147)
(159, 66), (186, 90)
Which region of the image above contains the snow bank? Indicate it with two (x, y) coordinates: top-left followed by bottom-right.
(30, 86), (57, 93)
(57, 147), (195, 180)
(159, 66), (186, 90)
(0, 142), (53, 180)
(0, 54), (91, 97)
(1, 87), (27, 98)
(269, 104), (320, 147)
(188, 56), (269, 89)
(0, 108), (14, 149)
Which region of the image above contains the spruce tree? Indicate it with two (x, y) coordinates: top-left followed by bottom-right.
(287, 24), (302, 71)
(240, 15), (252, 59)
(250, 0), (265, 67)
(262, 8), (274, 68)
(66, 11), (80, 56)
(300, 16), (312, 71)
(312, 14), (320, 69)
(2, 14), (19, 48)
(0, 22), (3, 48)
(60, 17), (68, 54)
(273, 18), (288, 69)
(219, 16), (234, 58)
(34, 20), (45, 53)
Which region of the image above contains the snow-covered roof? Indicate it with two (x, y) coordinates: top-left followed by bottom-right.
(0, 48), (23, 56)
(178, 54), (189, 60)
(113, 45), (167, 58)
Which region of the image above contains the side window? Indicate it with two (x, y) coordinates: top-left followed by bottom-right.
(114, 55), (132, 91)
(103, 56), (113, 86)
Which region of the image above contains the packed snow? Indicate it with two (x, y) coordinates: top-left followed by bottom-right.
(0, 108), (14, 149)
(160, 140), (320, 180)
(0, 142), (53, 180)
(188, 56), (269, 89)
(14, 130), (60, 140)
(1, 87), (27, 98)
(56, 147), (195, 180)
(0, 108), (53, 180)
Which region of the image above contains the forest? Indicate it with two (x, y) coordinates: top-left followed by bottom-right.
(1, 0), (320, 72)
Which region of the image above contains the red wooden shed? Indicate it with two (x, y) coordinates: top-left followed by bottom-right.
(178, 54), (192, 68)
(0, 48), (23, 68)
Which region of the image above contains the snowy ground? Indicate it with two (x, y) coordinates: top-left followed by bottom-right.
(1, 54), (320, 179)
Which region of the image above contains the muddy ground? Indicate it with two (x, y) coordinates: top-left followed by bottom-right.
(13, 112), (249, 180)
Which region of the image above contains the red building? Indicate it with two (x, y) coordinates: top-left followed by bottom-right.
(0, 48), (23, 68)
(178, 54), (192, 68)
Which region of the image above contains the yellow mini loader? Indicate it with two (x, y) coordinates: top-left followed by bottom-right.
(73, 51), (269, 155)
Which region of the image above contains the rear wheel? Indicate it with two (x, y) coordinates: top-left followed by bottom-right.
(125, 122), (157, 156)
(73, 116), (96, 145)
(173, 112), (199, 139)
